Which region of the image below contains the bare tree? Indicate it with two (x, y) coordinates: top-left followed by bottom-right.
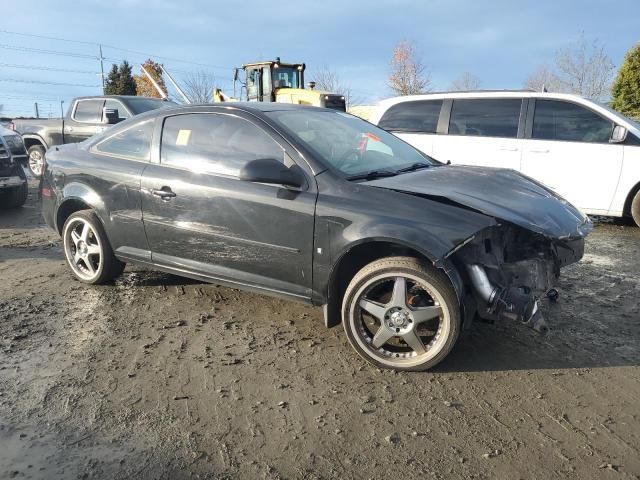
(449, 72), (482, 91)
(388, 41), (431, 96)
(524, 35), (615, 100)
(524, 64), (563, 92)
(309, 66), (360, 107)
(183, 71), (217, 103)
(555, 34), (615, 100)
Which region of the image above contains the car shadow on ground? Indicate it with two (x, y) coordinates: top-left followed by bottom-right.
(111, 268), (640, 374)
(436, 317), (640, 373)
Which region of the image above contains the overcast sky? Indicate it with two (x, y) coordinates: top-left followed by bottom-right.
(1, 0), (639, 117)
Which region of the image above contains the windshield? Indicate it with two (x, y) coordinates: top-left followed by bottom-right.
(266, 110), (436, 177)
(272, 67), (300, 89)
(597, 102), (640, 131)
(125, 97), (177, 114)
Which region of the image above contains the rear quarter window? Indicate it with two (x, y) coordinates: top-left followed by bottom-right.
(378, 100), (443, 133)
(93, 120), (154, 160)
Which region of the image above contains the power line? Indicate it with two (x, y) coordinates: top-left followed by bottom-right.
(0, 29), (98, 46)
(0, 29), (234, 71)
(0, 43), (99, 60)
(0, 63), (99, 75)
(0, 78), (100, 88)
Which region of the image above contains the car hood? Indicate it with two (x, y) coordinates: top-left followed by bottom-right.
(366, 165), (592, 240)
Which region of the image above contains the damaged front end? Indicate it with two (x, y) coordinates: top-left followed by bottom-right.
(450, 223), (589, 334)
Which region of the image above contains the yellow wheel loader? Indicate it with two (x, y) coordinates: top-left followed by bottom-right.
(214, 58), (346, 111)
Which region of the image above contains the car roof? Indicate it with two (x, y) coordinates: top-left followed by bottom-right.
(376, 90), (600, 109)
(189, 102), (329, 113)
(371, 90), (640, 133)
(73, 95), (172, 102)
(141, 102), (336, 116)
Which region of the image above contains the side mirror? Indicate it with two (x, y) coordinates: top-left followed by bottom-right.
(610, 125), (627, 143)
(103, 108), (121, 125)
(239, 158), (305, 189)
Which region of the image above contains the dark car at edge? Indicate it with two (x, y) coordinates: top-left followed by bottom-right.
(40, 103), (592, 371)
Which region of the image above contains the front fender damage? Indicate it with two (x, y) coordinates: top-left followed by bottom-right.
(444, 222), (588, 334)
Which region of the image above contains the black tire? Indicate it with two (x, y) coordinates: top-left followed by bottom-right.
(631, 190), (640, 228)
(342, 256), (461, 371)
(4, 182), (28, 208)
(27, 145), (46, 178)
(62, 209), (125, 284)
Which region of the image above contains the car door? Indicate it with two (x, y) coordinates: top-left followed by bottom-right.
(377, 99), (443, 156)
(65, 99), (108, 143)
(432, 98), (524, 169)
(140, 111), (317, 299)
(85, 118), (156, 260)
(521, 99), (623, 214)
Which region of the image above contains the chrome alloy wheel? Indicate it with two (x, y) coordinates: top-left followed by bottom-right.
(349, 273), (451, 369)
(63, 218), (103, 281)
(28, 149), (44, 177)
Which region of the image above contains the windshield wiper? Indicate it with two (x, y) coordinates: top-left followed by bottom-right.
(395, 162), (431, 174)
(346, 169), (398, 181)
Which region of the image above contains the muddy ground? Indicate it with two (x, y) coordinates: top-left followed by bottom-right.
(1, 179), (639, 480)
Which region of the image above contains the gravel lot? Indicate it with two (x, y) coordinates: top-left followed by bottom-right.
(1, 181), (639, 479)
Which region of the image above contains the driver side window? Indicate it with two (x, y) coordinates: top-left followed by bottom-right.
(532, 100), (613, 143)
(160, 113), (284, 177)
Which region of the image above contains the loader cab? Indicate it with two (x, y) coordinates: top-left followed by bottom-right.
(243, 59), (305, 103)
(239, 58), (346, 111)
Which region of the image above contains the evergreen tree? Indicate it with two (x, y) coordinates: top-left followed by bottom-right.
(116, 61), (136, 95)
(104, 64), (120, 95)
(611, 43), (640, 119)
(103, 61), (137, 95)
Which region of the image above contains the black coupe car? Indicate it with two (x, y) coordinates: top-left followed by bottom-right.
(41, 103), (591, 371)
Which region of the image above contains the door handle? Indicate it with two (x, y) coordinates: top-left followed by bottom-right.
(499, 147), (519, 152)
(66, 126), (74, 132)
(529, 149), (549, 153)
(150, 187), (177, 200)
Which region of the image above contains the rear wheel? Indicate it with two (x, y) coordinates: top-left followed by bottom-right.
(342, 256), (460, 371)
(27, 145), (45, 178)
(631, 190), (640, 228)
(62, 210), (125, 284)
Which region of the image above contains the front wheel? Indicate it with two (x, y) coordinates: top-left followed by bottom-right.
(27, 145), (46, 178)
(62, 210), (125, 284)
(342, 257), (460, 371)
(631, 190), (640, 228)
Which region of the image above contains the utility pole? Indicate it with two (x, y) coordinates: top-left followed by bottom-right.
(99, 45), (106, 94)
(34, 102), (39, 118)
(60, 101), (64, 118)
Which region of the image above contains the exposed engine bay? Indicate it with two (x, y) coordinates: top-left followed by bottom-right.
(452, 223), (586, 334)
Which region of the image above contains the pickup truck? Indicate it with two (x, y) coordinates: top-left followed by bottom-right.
(11, 95), (176, 177)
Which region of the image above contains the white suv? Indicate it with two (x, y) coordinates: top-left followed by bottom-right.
(371, 91), (640, 226)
